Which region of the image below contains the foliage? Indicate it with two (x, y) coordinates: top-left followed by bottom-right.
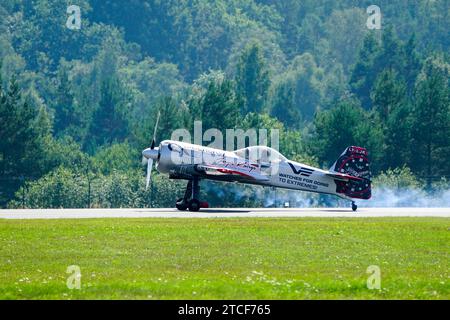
(93, 142), (139, 175)
(372, 167), (423, 190)
(85, 77), (131, 152)
(0, 73), (54, 206)
(235, 42), (270, 114)
(311, 96), (384, 170)
(409, 56), (450, 182)
(9, 166), (89, 209)
(187, 76), (240, 133)
(1, 1), (449, 208)
(9, 167), (186, 209)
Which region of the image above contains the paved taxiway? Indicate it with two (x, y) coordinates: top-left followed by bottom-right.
(0, 208), (449, 219)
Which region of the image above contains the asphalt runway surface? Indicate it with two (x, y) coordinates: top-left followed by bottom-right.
(0, 208), (449, 219)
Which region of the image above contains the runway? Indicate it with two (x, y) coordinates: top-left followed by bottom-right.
(0, 207), (450, 219)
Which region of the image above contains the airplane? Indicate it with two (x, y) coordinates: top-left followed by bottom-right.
(142, 118), (371, 212)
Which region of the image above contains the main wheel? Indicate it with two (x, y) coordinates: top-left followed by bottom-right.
(176, 198), (188, 211)
(188, 199), (201, 212)
(352, 202), (358, 212)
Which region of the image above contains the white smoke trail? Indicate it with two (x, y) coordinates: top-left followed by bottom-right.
(366, 187), (450, 208)
(204, 181), (450, 208)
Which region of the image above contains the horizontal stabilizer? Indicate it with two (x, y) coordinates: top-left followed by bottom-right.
(325, 172), (364, 182)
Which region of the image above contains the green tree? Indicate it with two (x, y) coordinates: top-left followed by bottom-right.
(156, 96), (187, 141)
(133, 96), (188, 149)
(375, 26), (404, 74)
(371, 70), (407, 123)
(45, 136), (91, 173)
(323, 8), (367, 73)
(53, 62), (79, 137)
(350, 33), (381, 109)
(311, 96), (384, 171)
(93, 142), (139, 176)
(235, 42), (270, 114)
(242, 112), (307, 161)
(372, 167), (423, 190)
(272, 53), (324, 122)
(9, 167), (89, 209)
(410, 56), (450, 185)
(85, 77), (130, 152)
(11, 0), (91, 72)
(297, 14), (324, 55)
(402, 34), (422, 96)
(270, 81), (301, 129)
(371, 69), (412, 170)
(383, 102), (413, 170)
(0, 73), (51, 206)
(188, 77), (240, 133)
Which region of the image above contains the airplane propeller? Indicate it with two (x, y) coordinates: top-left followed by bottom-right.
(142, 111), (161, 190)
(150, 110), (160, 150)
(145, 158), (153, 190)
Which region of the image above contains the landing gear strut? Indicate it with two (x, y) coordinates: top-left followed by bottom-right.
(352, 201), (358, 212)
(176, 177), (207, 212)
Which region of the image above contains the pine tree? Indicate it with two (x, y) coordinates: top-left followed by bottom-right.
(384, 102), (413, 170)
(53, 64), (77, 136)
(371, 70), (406, 123)
(156, 96), (186, 141)
(311, 96), (384, 171)
(376, 26), (403, 73)
(270, 81), (301, 129)
(0, 70), (52, 206)
(200, 79), (240, 132)
(235, 43), (270, 114)
(85, 78), (130, 152)
(402, 34), (422, 96)
(371, 67), (413, 170)
(350, 33), (381, 109)
(410, 56), (450, 186)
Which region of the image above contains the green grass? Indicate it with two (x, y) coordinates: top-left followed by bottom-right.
(0, 217), (449, 300)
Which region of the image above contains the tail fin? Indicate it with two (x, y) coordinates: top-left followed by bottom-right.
(331, 146), (372, 200)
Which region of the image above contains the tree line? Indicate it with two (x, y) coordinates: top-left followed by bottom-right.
(0, 0), (448, 208)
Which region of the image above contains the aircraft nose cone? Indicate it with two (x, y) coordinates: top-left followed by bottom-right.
(142, 148), (159, 160)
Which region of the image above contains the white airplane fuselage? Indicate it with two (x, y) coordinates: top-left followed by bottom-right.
(152, 140), (348, 199)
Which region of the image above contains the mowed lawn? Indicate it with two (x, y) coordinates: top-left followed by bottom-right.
(0, 217), (448, 300)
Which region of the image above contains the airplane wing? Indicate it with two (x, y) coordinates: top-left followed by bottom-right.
(195, 164), (270, 182)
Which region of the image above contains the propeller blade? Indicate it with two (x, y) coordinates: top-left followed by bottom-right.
(150, 111), (161, 149)
(142, 156), (148, 166)
(145, 111), (160, 190)
(146, 158), (153, 190)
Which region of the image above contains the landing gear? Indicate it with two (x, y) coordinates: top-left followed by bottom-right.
(176, 177), (207, 212)
(176, 198), (187, 211)
(352, 201), (358, 212)
(189, 199), (201, 212)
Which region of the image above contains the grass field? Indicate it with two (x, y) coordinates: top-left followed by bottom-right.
(0, 217), (448, 299)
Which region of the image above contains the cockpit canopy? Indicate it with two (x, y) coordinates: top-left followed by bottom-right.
(233, 146), (287, 163)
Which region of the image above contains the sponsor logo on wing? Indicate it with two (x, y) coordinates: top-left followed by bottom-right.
(288, 162), (314, 177)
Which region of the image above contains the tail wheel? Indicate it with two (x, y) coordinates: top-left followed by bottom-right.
(189, 199), (201, 212)
(200, 201), (209, 209)
(176, 198), (188, 211)
(352, 202), (358, 212)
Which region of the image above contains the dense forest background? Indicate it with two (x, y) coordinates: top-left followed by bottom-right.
(0, 0), (449, 208)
